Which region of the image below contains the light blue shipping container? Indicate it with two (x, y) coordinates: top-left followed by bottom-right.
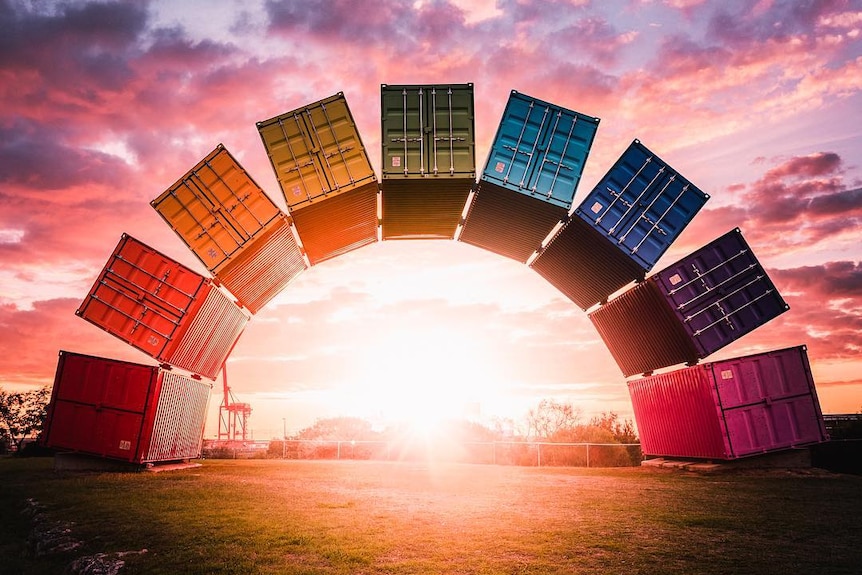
(480, 91), (599, 209)
(574, 139), (709, 271)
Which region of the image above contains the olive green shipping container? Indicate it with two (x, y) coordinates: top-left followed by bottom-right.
(380, 84), (476, 239)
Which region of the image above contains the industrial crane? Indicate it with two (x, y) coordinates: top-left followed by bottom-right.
(217, 363), (252, 444)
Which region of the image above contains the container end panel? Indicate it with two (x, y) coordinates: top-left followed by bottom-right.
(215, 216), (306, 313)
(531, 215), (646, 310)
(291, 181), (379, 265)
(165, 285), (249, 379)
(381, 178), (473, 239)
(145, 373), (210, 462)
(628, 369), (730, 460)
(588, 280), (699, 377)
(458, 180), (566, 263)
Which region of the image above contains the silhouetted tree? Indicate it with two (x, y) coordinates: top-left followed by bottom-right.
(589, 411), (638, 443)
(524, 399), (582, 440)
(0, 386), (50, 452)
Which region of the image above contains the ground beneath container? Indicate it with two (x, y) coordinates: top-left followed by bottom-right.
(54, 453), (201, 473)
(642, 448), (814, 473)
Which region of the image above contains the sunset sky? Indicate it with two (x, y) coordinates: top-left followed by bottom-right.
(1, 0), (861, 439)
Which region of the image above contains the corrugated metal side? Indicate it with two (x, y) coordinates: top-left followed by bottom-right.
(458, 180), (567, 263)
(42, 351), (159, 463)
(381, 178), (472, 240)
(258, 93), (377, 210)
(291, 181), (379, 265)
(574, 140), (709, 270)
(164, 284), (249, 379)
(381, 83), (475, 178)
(143, 371), (211, 462)
(76, 234), (208, 362)
(588, 279), (700, 377)
(530, 215), (646, 311)
(707, 345), (829, 457)
(654, 229), (790, 357)
(151, 144), (282, 273)
(215, 215), (306, 313)
(629, 368), (730, 459)
(480, 91), (599, 209)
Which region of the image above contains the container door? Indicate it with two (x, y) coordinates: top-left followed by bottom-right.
(575, 140), (709, 271)
(481, 91), (599, 209)
(151, 145), (282, 273)
(76, 234), (208, 360)
(654, 229), (790, 357)
(143, 372), (211, 462)
(258, 93), (377, 210)
(381, 84), (476, 178)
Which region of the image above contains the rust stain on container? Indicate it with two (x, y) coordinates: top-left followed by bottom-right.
(76, 234), (249, 379)
(43, 351), (211, 464)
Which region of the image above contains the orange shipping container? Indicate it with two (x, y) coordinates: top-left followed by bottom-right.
(76, 234), (249, 379)
(151, 144), (306, 313)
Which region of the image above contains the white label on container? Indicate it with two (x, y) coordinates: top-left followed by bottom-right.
(495, 162), (505, 173)
(392, 156), (401, 167)
(119, 440), (131, 451)
(720, 369), (734, 380)
(292, 185), (301, 196)
(669, 274), (682, 286)
(591, 201), (603, 214)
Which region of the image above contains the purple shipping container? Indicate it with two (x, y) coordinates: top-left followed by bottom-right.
(589, 228), (789, 377)
(628, 345), (829, 460)
(42, 351), (211, 464)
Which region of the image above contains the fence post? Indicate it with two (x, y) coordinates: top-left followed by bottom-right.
(337, 441), (341, 460)
(586, 443), (590, 468)
(537, 443), (542, 467)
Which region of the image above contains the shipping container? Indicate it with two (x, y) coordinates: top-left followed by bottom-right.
(530, 214), (647, 311)
(151, 144), (306, 313)
(574, 139), (709, 270)
(589, 229), (789, 377)
(480, 91), (599, 209)
(458, 180), (567, 262)
(628, 345), (829, 460)
(42, 351), (211, 464)
(76, 234), (249, 379)
(257, 93), (377, 210)
(380, 83), (475, 239)
(653, 228), (790, 357)
(290, 181), (379, 265)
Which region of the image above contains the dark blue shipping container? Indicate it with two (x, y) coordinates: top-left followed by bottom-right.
(574, 139), (709, 270)
(480, 91), (599, 209)
(653, 228), (790, 358)
(589, 228), (789, 377)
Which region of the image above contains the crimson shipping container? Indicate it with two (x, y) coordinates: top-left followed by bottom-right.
(43, 351), (211, 464)
(76, 234), (249, 379)
(589, 229), (789, 377)
(151, 144), (306, 313)
(628, 345), (829, 460)
(257, 93), (379, 264)
(459, 91), (599, 263)
(532, 140), (709, 310)
(380, 83), (475, 240)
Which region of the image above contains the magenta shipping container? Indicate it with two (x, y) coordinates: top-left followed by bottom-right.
(628, 345), (828, 460)
(42, 351), (211, 464)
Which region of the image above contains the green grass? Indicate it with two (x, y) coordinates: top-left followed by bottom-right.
(1, 457), (861, 574)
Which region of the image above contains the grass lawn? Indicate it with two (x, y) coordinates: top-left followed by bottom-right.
(1, 457), (861, 574)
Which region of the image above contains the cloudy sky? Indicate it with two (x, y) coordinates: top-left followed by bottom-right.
(1, 0), (861, 439)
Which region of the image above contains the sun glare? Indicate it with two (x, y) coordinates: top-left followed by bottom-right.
(343, 328), (506, 434)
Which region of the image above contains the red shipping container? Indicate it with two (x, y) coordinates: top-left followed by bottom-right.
(43, 351), (211, 464)
(76, 234), (249, 379)
(628, 345), (829, 460)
